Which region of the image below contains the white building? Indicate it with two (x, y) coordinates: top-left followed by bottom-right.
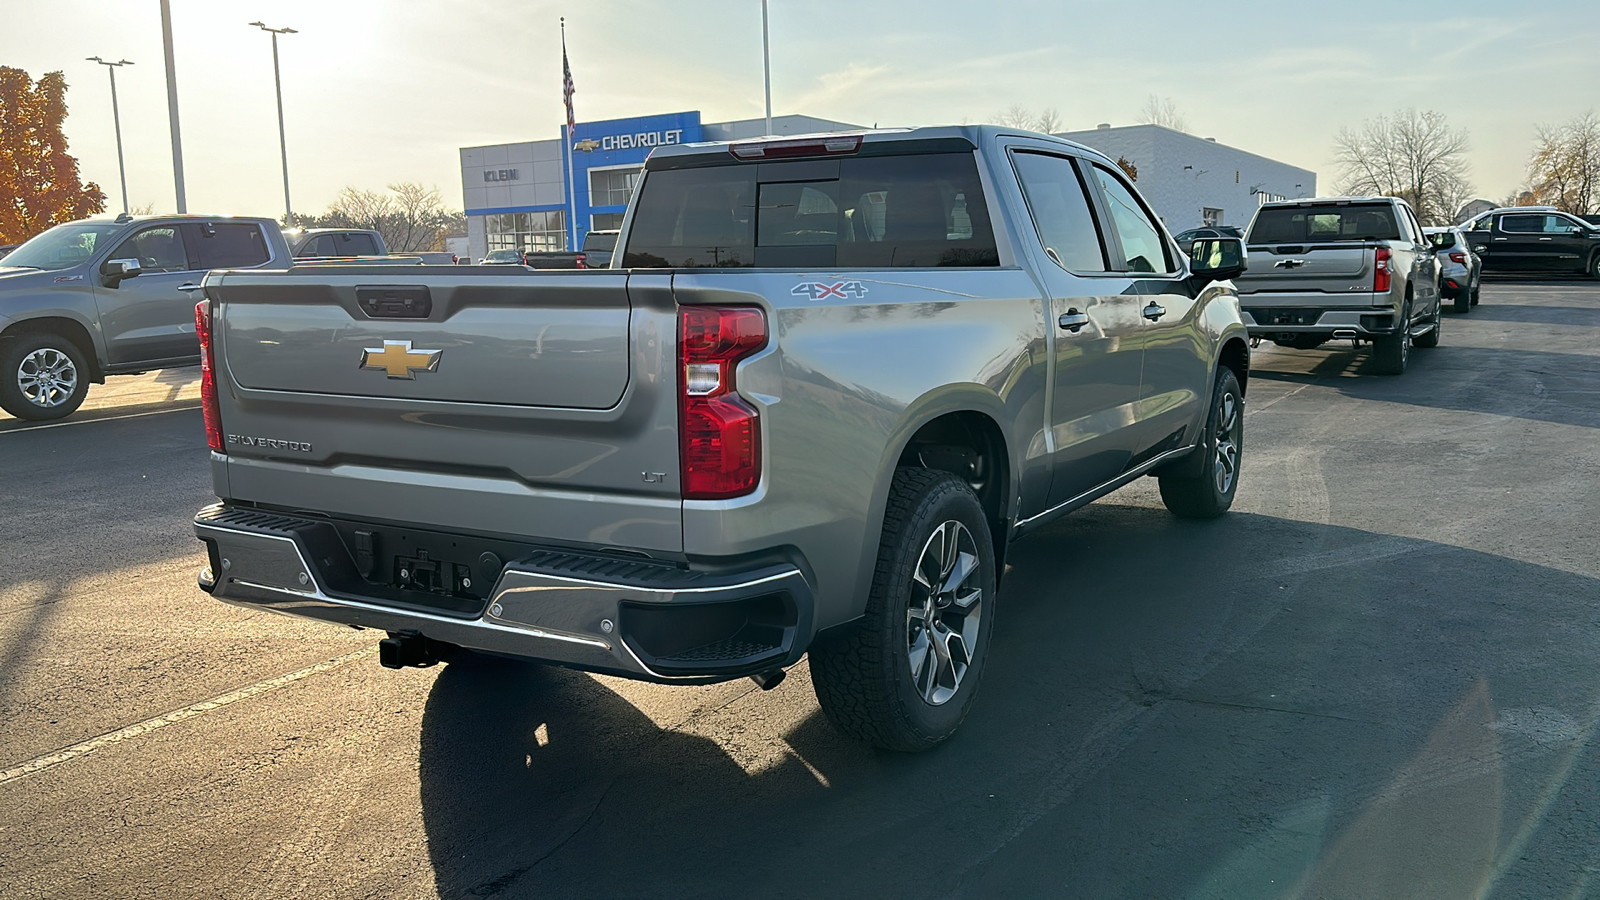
(1055, 124), (1316, 233)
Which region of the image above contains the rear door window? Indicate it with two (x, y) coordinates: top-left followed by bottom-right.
(1499, 215), (1544, 233)
(1010, 151), (1108, 272)
(335, 232), (380, 255)
(191, 223), (270, 268)
(1090, 164), (1174, 274)
(623, 151), (999, 268)
(111, 226), (191, 272)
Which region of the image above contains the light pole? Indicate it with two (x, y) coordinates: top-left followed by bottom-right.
(249, 21), (298, 226)
(761, 0), (772, 135)
(86, 57), (133, 215)
(159, 0), (185, 212)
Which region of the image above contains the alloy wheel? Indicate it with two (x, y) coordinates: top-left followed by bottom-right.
(906, 520), (984, 706)
(1213, 390), (1241, 495)
(17, 347), (78, 409)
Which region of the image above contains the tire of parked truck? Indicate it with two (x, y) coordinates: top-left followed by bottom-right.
(1589, 252), (1600, 281)
(0, 331), (91, 421)
(1372, 301), (1411, 376)
(1158, 368), (1244, 520)
(1413, 303), (1441, 349)
(809, 467), (996, 752)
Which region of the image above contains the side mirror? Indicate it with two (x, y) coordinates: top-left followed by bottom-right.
(101, 258), (142, 283)
(1188, 237), (1247, 284)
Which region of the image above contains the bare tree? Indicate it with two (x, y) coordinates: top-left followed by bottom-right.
(1333, 109), (1472, 225)
(1525, 111), (1600, 214)
(1139, 95), (1187, 133)
(989, 104), (1062, 133)
(306, 183), (458, 252)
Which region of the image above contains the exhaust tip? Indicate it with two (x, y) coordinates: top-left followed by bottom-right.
(750, 668), (787, 691)
(1331, 329), (1358, 339)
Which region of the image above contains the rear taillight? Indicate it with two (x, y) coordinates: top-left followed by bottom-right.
(679, 305), (767, 499)
(1449, 252), (1467, 264)
(575, 252), (586, 269)
(1373, 246), (1392, 293)
(195, 299), (224, 452)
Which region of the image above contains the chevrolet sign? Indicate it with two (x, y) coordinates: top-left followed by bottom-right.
(592, 129), (686, 152)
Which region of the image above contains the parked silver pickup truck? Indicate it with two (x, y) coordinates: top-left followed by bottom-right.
(0, 214), (291, 420)
(192, 126), (1251, 749)
(1237, 197), (1441, 375)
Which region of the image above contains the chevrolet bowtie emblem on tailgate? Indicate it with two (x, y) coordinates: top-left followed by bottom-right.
(360, 340), (442, 379)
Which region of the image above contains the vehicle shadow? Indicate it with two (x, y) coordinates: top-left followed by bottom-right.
(1250, 344), (1600, 430)
(417, 505), (1600, 899)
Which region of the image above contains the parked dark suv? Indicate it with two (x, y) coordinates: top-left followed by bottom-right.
(1462, 208), (1600, 278)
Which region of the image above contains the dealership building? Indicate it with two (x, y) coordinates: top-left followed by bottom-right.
(460, 114), (1315, 260)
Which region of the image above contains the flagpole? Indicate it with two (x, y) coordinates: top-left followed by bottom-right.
(562, 18), (579, 252)
(761, 0), (772, 135)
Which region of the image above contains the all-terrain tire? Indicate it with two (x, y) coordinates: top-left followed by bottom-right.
(0, 331), (90, 421)
(1158, 368), (1244, 520)
(809, 467), (996, 752)
(1413, 304), (1441, 348)
(1372, 301), (1411, 376)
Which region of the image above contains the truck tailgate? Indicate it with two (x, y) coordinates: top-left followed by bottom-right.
(1238, 244), (1373, 296)
(204, 266), (683, 552)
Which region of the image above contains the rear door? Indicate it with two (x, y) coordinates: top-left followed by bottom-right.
(1008, 148), (1144, 506)
(206, 267), (683, 551)
(1495, 214), (1550, 271)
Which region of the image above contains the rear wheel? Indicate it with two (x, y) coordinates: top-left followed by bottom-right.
(809, 467), (995, 751)
(1159, 368), (1243, 519)
(1452, 287), (1471, 313)
(1413, 304), (1441, 349)
(1372, 301), (1411, 375)
(0, 332), (90, 421)
(1470, 277), (1481, 306)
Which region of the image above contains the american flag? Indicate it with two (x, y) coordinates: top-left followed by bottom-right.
(562, 35), (576, 139)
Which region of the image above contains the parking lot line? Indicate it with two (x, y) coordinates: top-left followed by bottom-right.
(0, 403), (200, 436)
(0, 646), (376, 787)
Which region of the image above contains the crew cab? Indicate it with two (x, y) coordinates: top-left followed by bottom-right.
(191, 126), (1251, 750)
(1236, 197), (1441, 375)
(0, 214), (290, 420)
(1462, 208), (1600, 278)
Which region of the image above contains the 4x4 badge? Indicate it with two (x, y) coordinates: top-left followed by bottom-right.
(360, 340), (442, 379)
(792, 281), (868, 301)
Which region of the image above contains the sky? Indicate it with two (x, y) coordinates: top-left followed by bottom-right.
(4, 0), (1597, 219)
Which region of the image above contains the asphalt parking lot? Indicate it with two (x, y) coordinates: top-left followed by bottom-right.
(1, 279), (1597, 899)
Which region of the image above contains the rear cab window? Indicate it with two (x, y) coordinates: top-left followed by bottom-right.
(1248, 204), (1402, 243)
(622, 150), (999, 268)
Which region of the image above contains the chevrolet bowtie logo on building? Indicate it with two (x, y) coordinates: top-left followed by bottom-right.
(360, 340), (442, 379)
(573, 138), (601, 153)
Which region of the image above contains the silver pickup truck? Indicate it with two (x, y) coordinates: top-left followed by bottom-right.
(192, 126), (1251, 750)
(0, 214), (291, 420)
(1237, 197), (1441, 375)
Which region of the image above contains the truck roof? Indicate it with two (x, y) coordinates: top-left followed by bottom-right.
(645, 124), (1121, 171)
(1258, 196), (1413, 209)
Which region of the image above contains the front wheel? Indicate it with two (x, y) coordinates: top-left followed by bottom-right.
(809, 468), (996, 751)
(0, 332), (90, 421)
(1589, 253), (1600, 281)
(1159, 368), (1244, 519)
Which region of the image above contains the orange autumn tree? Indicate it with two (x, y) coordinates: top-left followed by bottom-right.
(0, 67), (105, 244)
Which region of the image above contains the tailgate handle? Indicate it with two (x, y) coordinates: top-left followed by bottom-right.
(357, 285), (432, 319)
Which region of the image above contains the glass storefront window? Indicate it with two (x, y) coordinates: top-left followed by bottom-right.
(590, 168), (641, 209)
(486, 209), (567, 252)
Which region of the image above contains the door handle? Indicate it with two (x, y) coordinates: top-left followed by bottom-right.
(1538, 237), (1553, 241)
(1142, 302), (1166, 321)
(177, 283), (202, 292)
(1058, 309), (1089, 333)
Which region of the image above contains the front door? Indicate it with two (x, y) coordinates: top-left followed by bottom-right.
(1008, 148), (1144, 508)
(1083, 161), (1209, 464)
(93, 224), (204, 366)
(1541, 214), (1592, 273)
